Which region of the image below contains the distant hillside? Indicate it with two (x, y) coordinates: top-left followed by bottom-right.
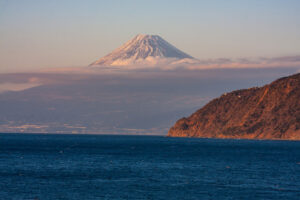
(168, 73), (300, 140)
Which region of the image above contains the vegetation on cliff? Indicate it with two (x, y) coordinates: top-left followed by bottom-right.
(168, 73), (300, 140)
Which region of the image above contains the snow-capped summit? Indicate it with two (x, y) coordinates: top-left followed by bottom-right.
(90, 34), (195, 67)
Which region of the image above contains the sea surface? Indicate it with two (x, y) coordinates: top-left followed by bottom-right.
(0, 133), (299, 200)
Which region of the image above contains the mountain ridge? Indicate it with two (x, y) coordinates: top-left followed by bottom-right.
(168, 73), (300, 140)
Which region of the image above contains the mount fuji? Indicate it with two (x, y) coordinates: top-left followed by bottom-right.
(90, 34), (198, 67)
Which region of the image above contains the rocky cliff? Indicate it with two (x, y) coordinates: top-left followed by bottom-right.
(168, 73), (300, 140)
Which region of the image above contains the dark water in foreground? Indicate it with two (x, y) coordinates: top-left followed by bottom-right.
(0, 134), (299, 200)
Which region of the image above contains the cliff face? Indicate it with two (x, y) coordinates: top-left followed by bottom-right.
(168, 73), (300, 140)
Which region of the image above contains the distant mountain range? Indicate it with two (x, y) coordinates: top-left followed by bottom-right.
(90, 34), (197, 67)
(168, 73), (300, 140)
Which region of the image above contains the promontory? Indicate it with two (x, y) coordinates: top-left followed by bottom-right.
(168, 73), (300, 140)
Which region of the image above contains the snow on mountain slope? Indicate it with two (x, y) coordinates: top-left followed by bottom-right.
(90, 34), (196, 67)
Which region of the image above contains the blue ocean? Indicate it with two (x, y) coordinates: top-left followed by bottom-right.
(0, 133), (299, 200)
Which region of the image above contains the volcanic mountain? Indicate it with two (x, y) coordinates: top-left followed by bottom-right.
(168, 73), (300, 140)
(90, 34), (195, 67)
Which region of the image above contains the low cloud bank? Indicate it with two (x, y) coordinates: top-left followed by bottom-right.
(0, 82), (41, 93)
(1, 55), (299, 94)
(185, 55), (300, 70)
(35, 55), (300, 73)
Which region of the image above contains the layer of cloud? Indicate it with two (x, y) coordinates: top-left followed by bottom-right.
(0, 82), (41, 93)
(34, 55), (300, 74)
(185, 55), (300, 70)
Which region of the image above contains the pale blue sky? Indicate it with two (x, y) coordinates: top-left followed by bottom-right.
(1, 0), (300, 72)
